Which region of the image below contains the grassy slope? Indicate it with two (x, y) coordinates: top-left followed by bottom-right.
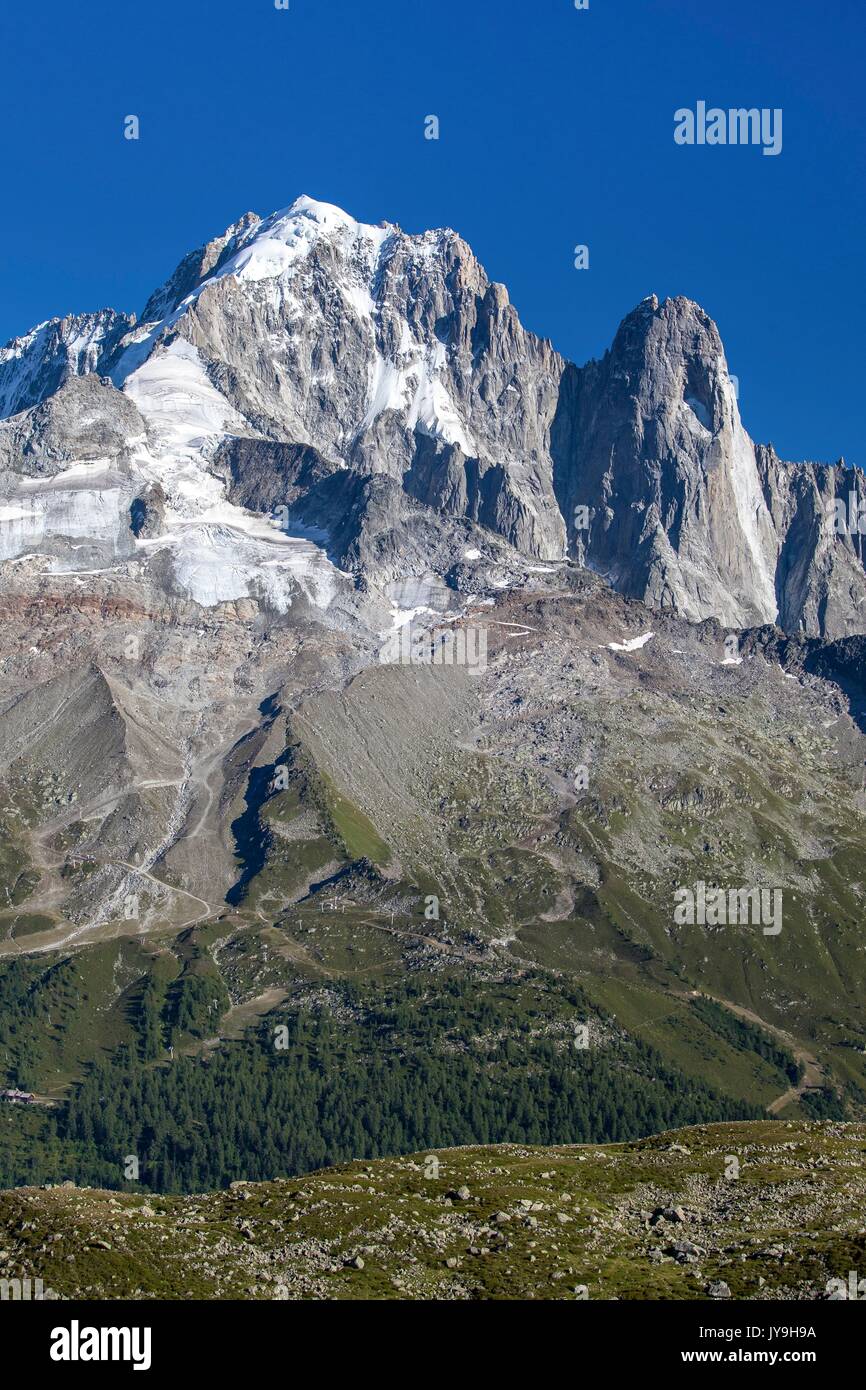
(1, 1120), (863, 1301)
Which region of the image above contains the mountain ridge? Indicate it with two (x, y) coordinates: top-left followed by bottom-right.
(2, 195), (864, 638)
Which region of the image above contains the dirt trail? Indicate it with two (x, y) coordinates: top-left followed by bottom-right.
(673, 988), (826, 1115)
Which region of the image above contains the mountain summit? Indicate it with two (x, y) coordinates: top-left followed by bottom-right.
(1, 195), (864, 636)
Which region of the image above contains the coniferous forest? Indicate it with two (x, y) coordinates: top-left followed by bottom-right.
(0, 972), (764, 1193)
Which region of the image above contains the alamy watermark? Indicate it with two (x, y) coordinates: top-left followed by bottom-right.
(1, 1276), (55, 1300)
(827, 492), (866, 536)
(379, 622), (487, 675)
(674, 881), (783, 935)
(675, 103), (782, 157)
(826, 1271), (866, 1300)
(50, 1322), (152, 1371)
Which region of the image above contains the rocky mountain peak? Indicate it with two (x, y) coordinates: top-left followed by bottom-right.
(0, 197), (863, 638)
(140, 211), (261, 323)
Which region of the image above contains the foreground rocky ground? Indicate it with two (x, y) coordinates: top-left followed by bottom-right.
(2, 1120), (864, 1300)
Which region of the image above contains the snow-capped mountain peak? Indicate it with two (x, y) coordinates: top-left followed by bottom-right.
(1, 198), (865, 639)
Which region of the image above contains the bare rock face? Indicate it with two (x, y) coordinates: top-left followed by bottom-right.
(0, 195), (863, 637)
(0, 375), (148, 482)
(758, 445), (866, 638)
(552, 295), (780, 629)
(550, 296), (866, 638)
(139, 212), (261, 323)
(129, 482), (167, 539)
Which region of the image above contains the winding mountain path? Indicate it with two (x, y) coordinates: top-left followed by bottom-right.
(673, 988), (827, 1115)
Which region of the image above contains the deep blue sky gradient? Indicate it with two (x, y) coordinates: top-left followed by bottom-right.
(0, 0), (863, 463)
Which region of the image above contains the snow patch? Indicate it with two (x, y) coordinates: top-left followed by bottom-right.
(123, 340), (243, 462)
(608, 632), (655, 652)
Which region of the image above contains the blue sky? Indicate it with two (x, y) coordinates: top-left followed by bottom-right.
(1, 0), (863, 464)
